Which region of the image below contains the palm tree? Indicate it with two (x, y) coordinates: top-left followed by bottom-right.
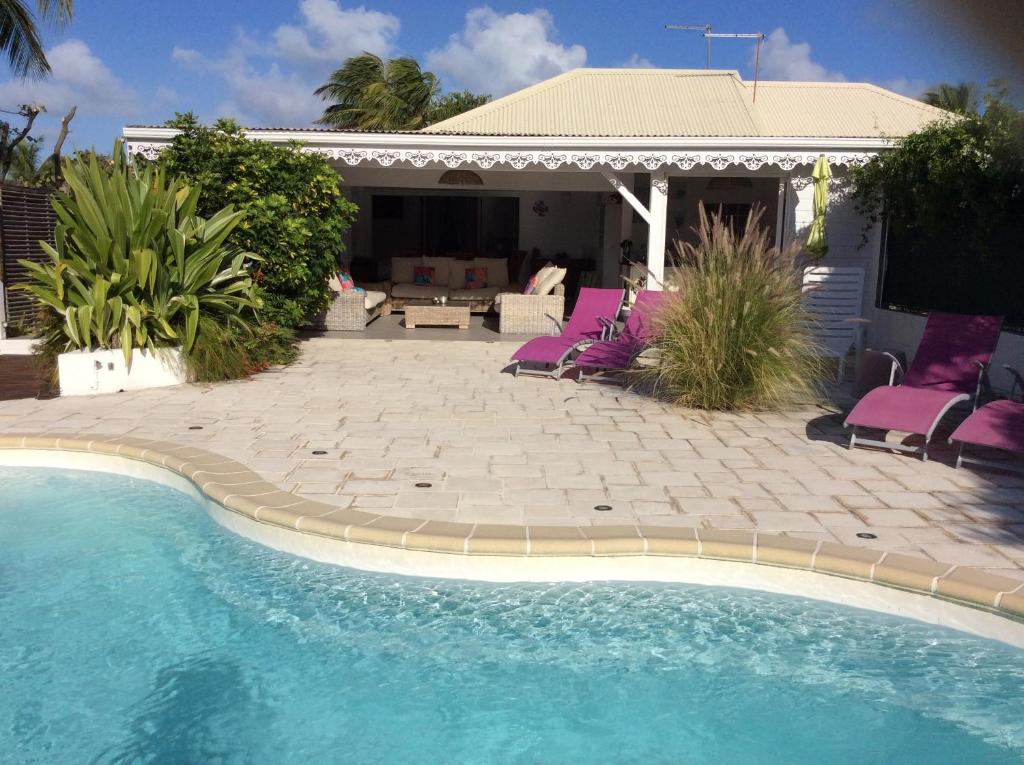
(0, 0), (73, 78)
(921, 81), (981, 115)
(315, 53), (439, 131)
(4, 137), (40, 182)
(427, 90), (491, 125)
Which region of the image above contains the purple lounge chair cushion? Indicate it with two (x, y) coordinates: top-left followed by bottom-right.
(511, 335), (583, 364)
(845, 312), (1003, 438)
(560, 287), (625, 340)
(901, 313), (1004, 392)
(511, 287), (623, 367)
(950, 400), (1024, 454)
(845, 385), (967, 435)
(574, 342), (635, 370)
(575, 290), (669, 371)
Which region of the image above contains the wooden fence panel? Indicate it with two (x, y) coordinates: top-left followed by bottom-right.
(0, 183), (56, 331)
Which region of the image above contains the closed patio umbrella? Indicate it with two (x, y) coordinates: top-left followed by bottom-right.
(805, 154), (831, 258)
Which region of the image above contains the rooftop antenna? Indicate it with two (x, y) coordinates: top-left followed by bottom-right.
(666, 25), (767, 101)
(665, 24), (712, 68)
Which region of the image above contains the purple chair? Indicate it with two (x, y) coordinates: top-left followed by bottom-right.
(510, 287), (624, 379)
(950, 366), (1024, 471)
(844, 312), (1003, 460)
(572, 290), (669, 383)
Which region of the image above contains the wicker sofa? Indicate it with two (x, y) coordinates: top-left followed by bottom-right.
(496, 284), (565, 334)
(389, 256), (512, 312)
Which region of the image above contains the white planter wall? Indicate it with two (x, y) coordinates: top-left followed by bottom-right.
(57, 347), (186, 397)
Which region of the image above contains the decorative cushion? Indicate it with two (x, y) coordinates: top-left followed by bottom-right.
(337, 269), (355, 290)
(534, 266), (567, 296)
(422, 257), (451, 286)
(526, 263), (556, 295)
(391, 256), (420, 284)
(413, 265), (436, 285)
(464, 267), (487, 290)
(473, 258), (509, 288)
(523, 270), (544, 295)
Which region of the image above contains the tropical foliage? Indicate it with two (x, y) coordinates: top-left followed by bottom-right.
(850, 85), (1024, 325)
(3, 137), (41, 182)
(18, 142), (258, 369)
(158, 114), (358, 327)
(315, 52), (489, 130)
(0, 0), (72, 77)
(428, 89), (492, 125)
(921, 81), (981, 115)
(637, 207), (822, 411)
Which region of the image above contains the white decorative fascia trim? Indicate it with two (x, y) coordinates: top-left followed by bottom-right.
(123, 139), (877, 173)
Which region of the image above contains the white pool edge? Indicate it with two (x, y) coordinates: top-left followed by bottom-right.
(4, 447), (1024, 649)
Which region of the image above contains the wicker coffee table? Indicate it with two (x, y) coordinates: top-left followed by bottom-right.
(404, 304), (471, 330)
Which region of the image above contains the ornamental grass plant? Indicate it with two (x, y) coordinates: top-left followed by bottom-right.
(637, 206), (824, 411)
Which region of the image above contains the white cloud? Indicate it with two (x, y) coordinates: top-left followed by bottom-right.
(758, 27), (845, 82)
(756, 29), (928, 100)
(0, 39), (136, 116)
(426, 7), (586, 96)
(273, 0), (399, 65)
(878, 77), (927, 98)
(154, 85), (179, 108)
(173, 45), (321, 126)
(172, 1), (400, 126)
(621, 53), (654, 68)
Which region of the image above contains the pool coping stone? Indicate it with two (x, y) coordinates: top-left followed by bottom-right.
(3, 434), (1022, 623)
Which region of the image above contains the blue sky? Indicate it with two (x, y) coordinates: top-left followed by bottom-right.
(0, 0), (1015, 152)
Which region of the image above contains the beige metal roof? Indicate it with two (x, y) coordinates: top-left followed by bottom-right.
(422, 68), (947, 139)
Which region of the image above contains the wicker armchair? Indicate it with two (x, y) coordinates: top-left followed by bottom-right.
(498, 283), (565, 334)
(317, 288), (390, 331)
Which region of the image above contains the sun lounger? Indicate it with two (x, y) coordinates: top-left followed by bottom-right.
(572, 290), (668, 383)
(510, 287), (624, 379)
(949, 365), (1024, 471)
(844, 312), (1003, 460)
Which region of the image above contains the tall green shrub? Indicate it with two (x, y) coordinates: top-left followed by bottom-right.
(638, 207), (823, 411)
(157, 114), (359, 327)
(850, 88), (1024, 323)
(19, 142), (258, 367)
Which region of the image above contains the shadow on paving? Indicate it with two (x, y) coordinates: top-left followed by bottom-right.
(806, 408), (1024, 550)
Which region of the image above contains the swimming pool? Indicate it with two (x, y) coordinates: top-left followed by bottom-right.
(2, 466), (1023, 763)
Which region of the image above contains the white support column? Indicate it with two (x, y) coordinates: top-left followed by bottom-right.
(774, 176), (788, 251)
(619, 176), (634, 245)
(620, 179), (636, 300)
(646, 169), (668, 290)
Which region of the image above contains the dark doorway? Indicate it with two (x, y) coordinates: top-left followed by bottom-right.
(371, 194), (518, 259)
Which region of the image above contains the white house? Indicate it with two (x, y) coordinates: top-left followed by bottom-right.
(121, 67), (1021, 383)
(124, 68), (942, 295)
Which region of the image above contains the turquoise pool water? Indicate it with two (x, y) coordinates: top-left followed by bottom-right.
(2, 466), (1023, 764)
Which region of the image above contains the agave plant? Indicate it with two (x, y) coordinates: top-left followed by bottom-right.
(18, 140), (258, 366)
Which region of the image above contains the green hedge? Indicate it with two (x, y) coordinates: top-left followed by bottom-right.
(157, 115), (359, 328)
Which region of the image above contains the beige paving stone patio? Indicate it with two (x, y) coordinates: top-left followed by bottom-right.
(2, 336), (1024, 583)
